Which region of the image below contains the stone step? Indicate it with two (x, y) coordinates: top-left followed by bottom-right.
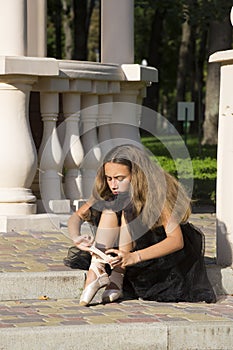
(0, 297), (233, 350)
(0, 213), (233, 301)
(0, 265), (233, 301)
(0, 270), (84, 301)
(0, 211), (232, 349)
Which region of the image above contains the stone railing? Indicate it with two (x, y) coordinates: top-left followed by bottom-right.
(0, 56), (158, 220)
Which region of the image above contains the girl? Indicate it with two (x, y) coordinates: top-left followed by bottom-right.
(68, 144), (216, 306)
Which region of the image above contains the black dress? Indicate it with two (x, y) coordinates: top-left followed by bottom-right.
(123, 222), (216, 303)
(71, 197), (217, 304)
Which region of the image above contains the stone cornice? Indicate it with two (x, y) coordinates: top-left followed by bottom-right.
(209, 50), (233, 64)
(121, 64), (158, 82)
(58, 60), (125, 81)
(0, 56), (58, 76)
(0, 57), (158, 85)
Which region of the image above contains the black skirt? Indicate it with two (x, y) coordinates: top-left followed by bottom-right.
(123, 223), (216, 303)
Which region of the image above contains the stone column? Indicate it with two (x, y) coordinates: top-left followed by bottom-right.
(0, 0), (27, 56)
(0, 77), (37, 214)
(209, 9), (233, 266)
(62, 93), (84, 202)
(27, 0), (47, 57)
(101, 0), (134, 64)
(215, 60), (233, 266)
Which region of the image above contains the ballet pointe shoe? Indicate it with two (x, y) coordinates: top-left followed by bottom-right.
(102, 269), (124, 303)
(79, 247), (112, 306)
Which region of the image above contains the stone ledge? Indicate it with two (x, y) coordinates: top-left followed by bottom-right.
(121, 64), (158, 82)
(209, 49), (233, 63)
(0, 270), (84, 301)
(0, 213), (60, 232)
(0, 56), (59, 76)
(0, 265), (232, 301)
(207, 264), (233, 295)
(0, 322), (232, 350)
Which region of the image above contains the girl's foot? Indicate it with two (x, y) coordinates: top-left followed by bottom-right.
(102, 268), (124, 303)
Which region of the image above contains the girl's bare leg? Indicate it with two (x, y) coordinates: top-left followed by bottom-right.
(84, 210), (120, 287)
(104, 213), (133, 292)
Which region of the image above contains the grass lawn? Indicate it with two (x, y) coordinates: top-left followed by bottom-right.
(141, 135), (217, 206)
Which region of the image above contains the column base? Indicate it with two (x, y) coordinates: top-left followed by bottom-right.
(0, 203), (36, 215)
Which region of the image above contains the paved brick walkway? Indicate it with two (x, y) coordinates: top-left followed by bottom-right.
(0, 212), (216, 273)
(0, 296), (232, 329)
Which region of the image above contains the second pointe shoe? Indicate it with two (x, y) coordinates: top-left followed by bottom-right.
(102, 269), (124, 303)
(79, 250), (111, 306)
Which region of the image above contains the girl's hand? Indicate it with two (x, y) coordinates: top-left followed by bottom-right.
(73, 235), (94, 252)
(106, 248), (139, 267)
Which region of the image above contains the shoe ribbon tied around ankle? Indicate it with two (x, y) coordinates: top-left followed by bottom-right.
(89, 246), (113, 268)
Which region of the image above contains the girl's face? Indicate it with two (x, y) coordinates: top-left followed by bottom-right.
(104, 162), (131, 195)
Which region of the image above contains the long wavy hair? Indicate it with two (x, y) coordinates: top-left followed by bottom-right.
(91, 144), (191, 229)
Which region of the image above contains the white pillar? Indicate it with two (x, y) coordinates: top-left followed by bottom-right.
(216, 62), (233, 266)
(62, 93), (84, 201)
(38, 93), (63, 212)
(101, 0), (134, 64)
(27, 0), (47, 57)
(0, 77), (37, 214)
(81, 95), (101, 198)
(0, 0), (27, 56)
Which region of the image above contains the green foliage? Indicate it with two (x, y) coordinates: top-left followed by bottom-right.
(141, 135), (217, 204)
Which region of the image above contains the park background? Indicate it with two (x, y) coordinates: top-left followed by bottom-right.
(45, 0), (233, 206)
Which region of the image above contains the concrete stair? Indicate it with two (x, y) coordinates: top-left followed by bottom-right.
(0, 213), (233, 349)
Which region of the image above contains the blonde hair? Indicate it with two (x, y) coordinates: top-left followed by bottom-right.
(92, 144), (191, 229)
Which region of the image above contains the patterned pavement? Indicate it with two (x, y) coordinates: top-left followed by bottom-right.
(0, 212), (216, 273)
(0, 296), (233, 329)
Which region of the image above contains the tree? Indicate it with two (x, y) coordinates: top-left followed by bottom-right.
(47, 0), (98, 60)
(73, 0), (96, 60)
(47, 0), (233, 145)
(62, 0), (73, 59)
(47, 0), (63, 58)
(202, 15), (232, 145)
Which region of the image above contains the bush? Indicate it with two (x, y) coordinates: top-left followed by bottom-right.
(141, 136), (217, 205)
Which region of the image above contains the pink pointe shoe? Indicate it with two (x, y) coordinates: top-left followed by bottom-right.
(102, 269), (124, 303)
(79, 246), (112, 306)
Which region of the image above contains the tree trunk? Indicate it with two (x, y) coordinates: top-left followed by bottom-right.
(175, 17), (191, 130)
(72, 0), (96, 61)
(191, 25), (208, 135)
(62, 0), (73, 59)
(202, 17), (232, 145)
(54, 0), (63, 58)
(73, 0), (88, 60)
(176, 18), (192, 101)
(143, 8), (164, 113)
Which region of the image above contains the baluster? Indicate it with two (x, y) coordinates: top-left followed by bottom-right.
(111, 83), (142, 147)
(62, 93), (84, 204)
(98, 95), (113, 159)
(38, 92), (63, 212)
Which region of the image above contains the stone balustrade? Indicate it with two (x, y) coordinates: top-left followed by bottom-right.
(0, 56), (158, 221)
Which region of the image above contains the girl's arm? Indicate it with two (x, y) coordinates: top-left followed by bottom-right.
(106, 213), (184, 267)
(68, 202), (94, 251)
